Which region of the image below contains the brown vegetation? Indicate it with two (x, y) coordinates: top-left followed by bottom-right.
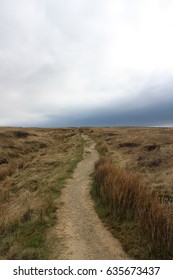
(0, 127), (84, 259)
(94, 158), (173, 259)
(89, 127), (173, 259)
(90, 127), (173, 206)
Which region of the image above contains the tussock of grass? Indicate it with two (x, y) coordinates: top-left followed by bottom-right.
(0, 164), (15, 181)
(93, 158), (173, 259)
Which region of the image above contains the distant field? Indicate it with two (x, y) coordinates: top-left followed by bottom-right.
(0, 127), (84, 259)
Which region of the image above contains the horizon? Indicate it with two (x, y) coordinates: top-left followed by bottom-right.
(1, 124), (173, 129)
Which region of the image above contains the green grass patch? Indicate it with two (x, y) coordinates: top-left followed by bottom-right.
(0, 217), (53, 260)
(50, 135), (84, 196)
(17, 220), (47, 251)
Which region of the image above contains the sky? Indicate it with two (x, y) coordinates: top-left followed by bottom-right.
(0, 0), (173, 127)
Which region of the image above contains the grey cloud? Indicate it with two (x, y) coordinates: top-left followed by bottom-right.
(1, 0), (173, 127)
(37, 84), (173, 128)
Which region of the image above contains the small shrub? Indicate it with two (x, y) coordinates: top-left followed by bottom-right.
(144, 144), (160, 151)
(0, 157), (8, 165)
(14, 131), (29, 138)
(118, 142), (139, 148)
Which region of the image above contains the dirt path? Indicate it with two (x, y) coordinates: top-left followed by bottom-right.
(53, 135), (129, 260)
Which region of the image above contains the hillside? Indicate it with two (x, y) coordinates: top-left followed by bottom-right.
(0, 127), (84, 259)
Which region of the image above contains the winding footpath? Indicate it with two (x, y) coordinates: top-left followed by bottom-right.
(53, 135), (129, 260)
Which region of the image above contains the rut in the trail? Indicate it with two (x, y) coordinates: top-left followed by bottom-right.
(54, 135), (129, 260)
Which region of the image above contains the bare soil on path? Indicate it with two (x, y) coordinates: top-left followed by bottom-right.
(53, 135), (129, 260)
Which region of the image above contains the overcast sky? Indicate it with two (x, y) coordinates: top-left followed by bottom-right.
(0, 0), (173, 127)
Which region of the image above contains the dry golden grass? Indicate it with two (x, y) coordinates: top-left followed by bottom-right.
(94, 158), (173, 259)
(90, 127), (173, 206)
(89, 127), (173, 259)
(0, 127), (84, 259)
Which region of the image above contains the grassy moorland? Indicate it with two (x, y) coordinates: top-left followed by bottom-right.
(1, 126), (173, 260)
(88, 127), (173, 259)
(0, 127), (84, 259)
